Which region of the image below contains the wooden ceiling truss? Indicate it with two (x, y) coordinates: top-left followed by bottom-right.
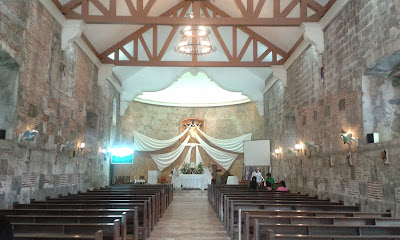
(53, 0), (336, 67)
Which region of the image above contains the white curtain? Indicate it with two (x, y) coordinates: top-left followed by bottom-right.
(133, 128), (189, 151)
(151, 136), (190, 171)
(195, 146), (204, 167)
(179, 145), (194, 169)
(195, 133), (238, 170)
(197, 128), (251, 153)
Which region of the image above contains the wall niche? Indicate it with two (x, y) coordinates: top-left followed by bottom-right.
(362, 51), (400, 142)
(0, 47), (20, 140)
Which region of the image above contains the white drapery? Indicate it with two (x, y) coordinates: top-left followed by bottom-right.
(195, 146), (204, 167)
(179, 144), (194, 169)
(195, 133), (238, 170)
(151, 136), (190, 171)
(197, 128), (251, 153)
(133, 128), (189, 151)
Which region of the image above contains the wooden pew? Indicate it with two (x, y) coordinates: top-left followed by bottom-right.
(1, 209), (139, 240)
(14, 229), (104, 240)
(12, 220), (120, 240)
(228, 202), (360, 239)
(236, 209), (393, 240)
(254, 220), (400, 240)
(244, 213), (400, 240)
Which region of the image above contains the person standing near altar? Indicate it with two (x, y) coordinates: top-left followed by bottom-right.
(171, 166), (181, 190)
(251, 167), (264, 184)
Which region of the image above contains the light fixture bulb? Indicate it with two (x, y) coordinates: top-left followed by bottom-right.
(80, 142), (85, 149)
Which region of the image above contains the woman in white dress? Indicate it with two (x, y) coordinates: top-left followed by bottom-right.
(171, 166), (181, 190)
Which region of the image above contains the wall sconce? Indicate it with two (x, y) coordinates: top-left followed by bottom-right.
(100, 147), (108, 161)
(340, 129), (359, 146)
(18, 129), (39, 144)
(79, 142), (85, 155)
(294, 142), (304, 151)
(272, 147), (282, 159)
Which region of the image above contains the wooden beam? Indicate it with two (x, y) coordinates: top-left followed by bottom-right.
(139, 35), (152, 60)
(89, 0), (108, 15)
(100, 59), (277, 67)
(232, 26), (237, 60)
(157, 26), (178, 61)
(62, 0), (82, 13)
(234, 0), (246, 17)
(254, 0), (266, 18)
(144, 0), (156, 16)
(81, 0), (88, 16)
(65, 15), (318, 26)
(109, 0), (116, 16)
(81, 34), (99, 57)
(125, 0), (136, 15)
(153, 26), (157, 59)
(273, 0), (280, 17)
(120, 46), (134, 61)
(257, 49), (272, 62)
(237, 36), (252, 61)
(247, 0), (253, 16)
(280, 0), (300, 18)
(137, 0), (143, 15)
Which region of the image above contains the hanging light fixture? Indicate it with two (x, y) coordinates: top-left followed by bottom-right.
(175, 13), (216, 55)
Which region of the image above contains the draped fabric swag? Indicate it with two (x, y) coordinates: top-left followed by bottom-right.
(197, 128), (251, 153)
(150, 136), (190, 171)
(195, 133), (238, 170)
(133, 128), (189, 151)
(195, 146), (204, 167)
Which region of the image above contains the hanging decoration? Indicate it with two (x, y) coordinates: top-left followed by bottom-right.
(133, 128), (189, 151)
(150, 136), (190, 171)
(195, 133), (238, 170)
(197, 128), (251, 153)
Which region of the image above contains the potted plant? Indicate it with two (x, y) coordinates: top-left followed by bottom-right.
(196, 162), (204, 174)
(180, 163), (190, 174)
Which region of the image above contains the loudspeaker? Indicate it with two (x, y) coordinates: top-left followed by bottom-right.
(366, 133), (379, 143)
(0, 129), (5, 140)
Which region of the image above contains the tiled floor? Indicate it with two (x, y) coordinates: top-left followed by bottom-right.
(148, 190), (229, 240)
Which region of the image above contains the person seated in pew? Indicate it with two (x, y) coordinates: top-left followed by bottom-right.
(248, 176), (258, 190)
(0, 215), (13, 240)
(265, 172), (275, 189)
(265, 181), (273, 191)
(276, 180), (289, 192)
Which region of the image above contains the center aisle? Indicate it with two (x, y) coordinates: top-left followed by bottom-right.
(148, 190), (229, 240)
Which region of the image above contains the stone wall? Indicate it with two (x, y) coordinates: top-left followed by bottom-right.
(0, 0), (120, 208)
(116, 101), (264, 182)
(265, 0), (400, 215)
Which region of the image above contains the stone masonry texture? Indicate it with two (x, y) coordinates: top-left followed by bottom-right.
(0, 0), (120, 208)
(264, 0), (400, 215)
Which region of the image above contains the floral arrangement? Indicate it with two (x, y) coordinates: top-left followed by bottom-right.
(180, 162), (204, 174)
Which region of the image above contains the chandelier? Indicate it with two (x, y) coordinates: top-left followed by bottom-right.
(175, 25), (216, 55)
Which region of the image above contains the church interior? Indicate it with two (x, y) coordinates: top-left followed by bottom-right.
(0, 0), (399, 239)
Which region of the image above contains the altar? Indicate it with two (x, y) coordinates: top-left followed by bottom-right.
(180, 174), (210, 190)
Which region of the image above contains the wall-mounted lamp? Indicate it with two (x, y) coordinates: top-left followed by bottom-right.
(294, 143), (304, 152)
(340, 129), (358, 146)
(272, 147), (282, 159)
(79, 142), (85, 155)
(18, 129), (39, 144)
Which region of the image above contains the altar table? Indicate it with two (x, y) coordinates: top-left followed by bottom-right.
(180, 174), (206, 190)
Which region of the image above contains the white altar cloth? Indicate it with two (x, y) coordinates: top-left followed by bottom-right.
(180, 174), (207, 190)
